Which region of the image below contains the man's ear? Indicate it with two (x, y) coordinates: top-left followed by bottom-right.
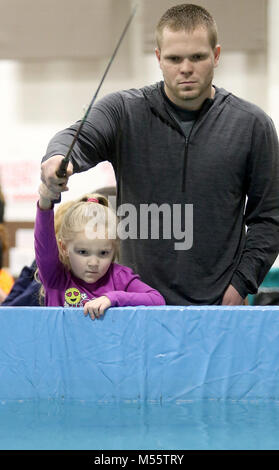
(214, 44), (221, 68)
(155, 47), (161, 63)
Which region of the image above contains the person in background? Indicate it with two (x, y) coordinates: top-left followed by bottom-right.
(0, 225), (14, 303)
(35, 183), (165, 319)
(0, 186), (14, 303)
(40, 3), (279, 306)
(0, 186), (5, 225)
(1, 259), (39, 306)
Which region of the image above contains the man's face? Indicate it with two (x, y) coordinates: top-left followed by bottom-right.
(155, 26), (220, 110)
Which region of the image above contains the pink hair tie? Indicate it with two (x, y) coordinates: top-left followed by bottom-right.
(87, 198), (99, 203)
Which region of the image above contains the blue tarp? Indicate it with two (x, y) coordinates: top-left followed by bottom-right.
(0, 305), (279, 402)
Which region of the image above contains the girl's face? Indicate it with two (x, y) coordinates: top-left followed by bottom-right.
(61, 230), (115, 284)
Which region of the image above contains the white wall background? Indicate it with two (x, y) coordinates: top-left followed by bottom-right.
(0, 0), (279, 274)
(0, 0), (278, 224)
(0, 0), (278, 275)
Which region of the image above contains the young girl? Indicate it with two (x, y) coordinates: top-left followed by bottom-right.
(35, 184), (165, 319)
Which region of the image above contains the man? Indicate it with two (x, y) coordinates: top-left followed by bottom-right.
(41, 4), (279, 306)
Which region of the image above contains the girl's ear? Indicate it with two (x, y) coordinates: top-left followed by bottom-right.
(58, 239), (68, 256)
(58, 239), (71, 270)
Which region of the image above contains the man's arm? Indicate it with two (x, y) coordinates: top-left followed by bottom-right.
(229, 115), (279, 300)
(40, 92), (124, 191)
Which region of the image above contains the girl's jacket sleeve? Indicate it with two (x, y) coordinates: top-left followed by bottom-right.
(104, 265), (166, 307)
(34, 203), (67, 289)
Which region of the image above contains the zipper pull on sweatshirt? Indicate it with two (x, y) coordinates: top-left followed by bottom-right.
(181, 137), (189, 192)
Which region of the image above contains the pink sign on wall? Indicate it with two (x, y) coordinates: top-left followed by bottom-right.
(0, 160), (40, 203)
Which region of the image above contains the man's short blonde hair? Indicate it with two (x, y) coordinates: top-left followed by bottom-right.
(156, 3), (218, 50)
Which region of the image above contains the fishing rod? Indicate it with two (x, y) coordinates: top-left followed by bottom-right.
(56, 4), (138, 179)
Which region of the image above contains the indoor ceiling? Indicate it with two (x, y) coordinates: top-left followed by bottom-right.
(0, 0), (267, 59)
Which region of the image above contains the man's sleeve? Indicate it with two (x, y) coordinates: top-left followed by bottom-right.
(41, 92), (125, 173)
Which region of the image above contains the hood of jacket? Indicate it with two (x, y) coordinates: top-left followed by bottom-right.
(140, 81), (231, 130)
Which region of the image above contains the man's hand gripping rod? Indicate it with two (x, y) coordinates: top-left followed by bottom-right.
(55, 5), (138, 183)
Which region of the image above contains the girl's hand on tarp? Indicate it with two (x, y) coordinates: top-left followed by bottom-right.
(84, 296), (112, 320)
